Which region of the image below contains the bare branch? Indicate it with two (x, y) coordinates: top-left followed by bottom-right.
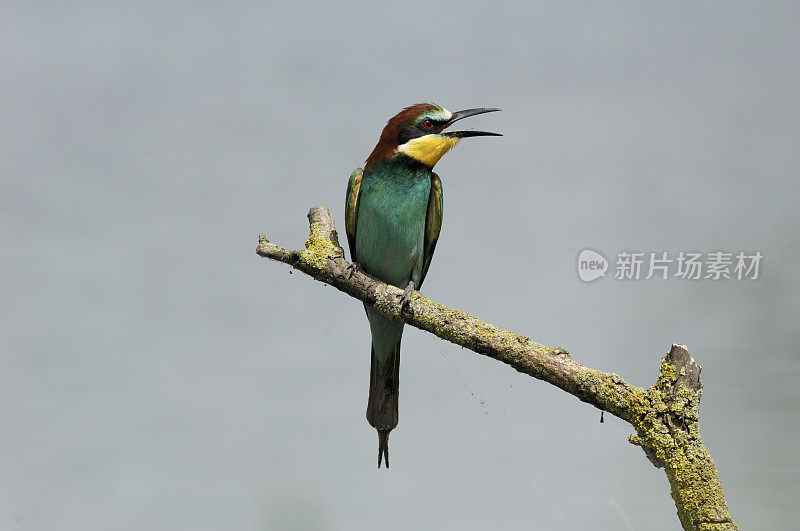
(257, 205), (737, 531)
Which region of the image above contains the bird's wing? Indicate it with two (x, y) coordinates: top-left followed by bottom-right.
(418, 172), (443, 289)
(344, 167), (364, 260)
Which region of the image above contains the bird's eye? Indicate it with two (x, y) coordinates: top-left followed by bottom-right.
(422, 119), (434, 130)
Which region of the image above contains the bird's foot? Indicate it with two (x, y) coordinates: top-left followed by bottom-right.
(400, 280), (415, 319)
(346, 261), (364, 279)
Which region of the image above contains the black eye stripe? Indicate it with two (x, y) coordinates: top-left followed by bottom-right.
(398, 125), (418, 144)
(398, 119), (445, 144)
(420, 118), (445, 131)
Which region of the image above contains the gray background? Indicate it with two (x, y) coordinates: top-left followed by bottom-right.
(2, 1), (798, 529)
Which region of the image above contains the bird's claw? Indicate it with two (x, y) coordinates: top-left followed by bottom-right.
(347, 261), (363, 279)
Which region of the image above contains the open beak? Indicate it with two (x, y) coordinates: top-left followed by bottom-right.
(442, 107), (502, 138)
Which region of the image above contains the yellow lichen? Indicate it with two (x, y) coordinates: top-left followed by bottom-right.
(373, 285), (403, 321)
(298, 222), (337, 271)
(577, 368), (648, 422)
(620, 357), (735, 528)
(406, 293), (556, 358)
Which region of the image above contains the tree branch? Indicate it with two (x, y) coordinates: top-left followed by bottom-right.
(257, 205), (737, 530)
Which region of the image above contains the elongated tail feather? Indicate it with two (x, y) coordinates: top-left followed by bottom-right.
(366, 340), (400, 468)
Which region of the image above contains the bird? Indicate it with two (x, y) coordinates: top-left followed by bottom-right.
(344, 103), (500, 468)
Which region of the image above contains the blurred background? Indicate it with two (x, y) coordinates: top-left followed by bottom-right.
(2, 1), (798, 529)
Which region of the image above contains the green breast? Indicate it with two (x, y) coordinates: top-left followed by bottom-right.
(355, 161), (432, 288)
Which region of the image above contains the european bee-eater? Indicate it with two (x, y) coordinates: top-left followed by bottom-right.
(345, 103), (500, 468)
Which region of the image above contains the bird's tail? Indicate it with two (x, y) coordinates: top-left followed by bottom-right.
(366, 340), (401, 469)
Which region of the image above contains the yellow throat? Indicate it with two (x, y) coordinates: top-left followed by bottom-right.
(396, 135), (460, 167)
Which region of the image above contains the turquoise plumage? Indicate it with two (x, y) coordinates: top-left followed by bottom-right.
(345, 103), (499, 468)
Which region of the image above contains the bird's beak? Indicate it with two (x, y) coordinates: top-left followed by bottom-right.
(442, 107), (502, 138)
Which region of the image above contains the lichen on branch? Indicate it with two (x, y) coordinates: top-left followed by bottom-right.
(256, 205), (737, 530)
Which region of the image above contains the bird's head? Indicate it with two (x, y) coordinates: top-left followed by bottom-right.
(364, 103), (500, 172)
